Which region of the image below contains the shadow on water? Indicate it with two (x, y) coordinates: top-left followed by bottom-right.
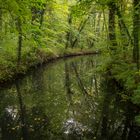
(0, 55), (140, 140)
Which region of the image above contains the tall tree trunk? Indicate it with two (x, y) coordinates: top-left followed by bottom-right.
(102, 8), (109, 40)
(17, 18), (23, 66)
(71, 16), (90, 48)
(108, 2), (117, 49)
(96, 12), (102, 37)
(133, 0), (140, 70)
(116, 5), (133, 46)
(65, 13), (72, 49)
(0, 8), (2, 40)
(0, 8), (2, 31)
(39, 4), (47, 29)
(39, 8), (45, 29)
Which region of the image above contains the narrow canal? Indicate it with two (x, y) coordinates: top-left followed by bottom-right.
(0, 55), (140, 140)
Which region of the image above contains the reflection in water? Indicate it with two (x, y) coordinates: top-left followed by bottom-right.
(0, 55), (140, 140)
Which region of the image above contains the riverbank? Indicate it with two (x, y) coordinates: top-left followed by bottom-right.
(0, 47), (98, 85)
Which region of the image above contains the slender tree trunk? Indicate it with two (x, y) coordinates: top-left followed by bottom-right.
(0, 8), (2, 32)
(117, 1), (129, 57)
(116, 5), (133, 45)
(31, 4), (46, 48)
(71, 16), (90, 48)
(102, 8), (109, 45)
(39, 4), (46, 29)
(96, 12), (102, 37)
(17, 18), (23, 66)
(93, 12), (96, 30)
(108, 2), (117, 49)
(65, 13), (72, 49)
(0, 8), (2, 40)
(39, 9), (45, 29)
(133, 0), (140, 70)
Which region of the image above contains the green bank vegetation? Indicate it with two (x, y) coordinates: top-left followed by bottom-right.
(0, 0), (140, 125)
(0, 0), (97, 82)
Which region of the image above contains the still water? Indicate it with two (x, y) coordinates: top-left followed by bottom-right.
(0, 55), (140, 140)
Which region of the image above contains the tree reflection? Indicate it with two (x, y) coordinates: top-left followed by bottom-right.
(0, 55), (140, 140)
(15, 80), (28, 140)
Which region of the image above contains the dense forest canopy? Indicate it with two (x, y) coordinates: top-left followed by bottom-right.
(0, 0), (140, 138)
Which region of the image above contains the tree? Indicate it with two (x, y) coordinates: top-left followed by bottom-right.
(108, 1), (117, 49)
(133, 0), (140, 70)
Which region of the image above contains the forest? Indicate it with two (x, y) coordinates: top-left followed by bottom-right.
(0, 0), (140, 139)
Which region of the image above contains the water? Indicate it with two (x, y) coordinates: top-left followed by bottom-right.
(0, 55), (140, 140)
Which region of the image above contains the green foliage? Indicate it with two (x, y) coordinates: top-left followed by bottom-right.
(135, 115), (140, 125)
(0, 0), (140, 138)
(132, 86), (140, 105)
(0, 0), (140, 128)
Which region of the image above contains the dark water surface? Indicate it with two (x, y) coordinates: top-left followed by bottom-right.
(0, 55), (140, 140)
